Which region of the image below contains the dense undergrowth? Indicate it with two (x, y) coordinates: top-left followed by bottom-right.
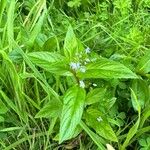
(0, 0), (150, 150)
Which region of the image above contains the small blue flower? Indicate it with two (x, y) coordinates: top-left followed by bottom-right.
(80, 66), (86, 73)
(97, 116), (103, 122)
(70, 62), (80, 70)
(79, 80), (85, 88)
(85, 47), (91, 54)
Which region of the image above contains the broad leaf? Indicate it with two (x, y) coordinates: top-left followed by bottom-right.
(64, 26), (78, 58)
(137, 50), (150, 74)
(80, 121), (106, 150)
(42, 37), (57, 51)
(139, 137), (150, 150)
(59, 86), (86, 143)
(64, 26), (83, 59)
(28, 52), (70, 75)
(35, 100), (62, 118)
(85, 108), (118, 142)
(86, 88), (106, 105)
(131, 79), (149, 110)
(78, 58), (138, 79)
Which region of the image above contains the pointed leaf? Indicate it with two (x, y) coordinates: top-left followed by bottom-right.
(80, 121), (106, 150)
(86, 88), (106, 105)
(137, 50), (150, 74)
(130, 88), (141, 113)
(59, 86), (86, 143)
(78, 58), (138, 79)
(63, 26), (84, 59)
(35, 100), (62, 118)
(131, 79), (149, 110)
(121, 116), (140, 150)
(121, 90), (141, 150)
(86, 108), (118, 142)
(28, 52), (70, 75)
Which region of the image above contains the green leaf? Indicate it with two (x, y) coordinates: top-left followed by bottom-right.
(0, 127), (23, 132)
(54, 125), (82, 142)
(140, 107), (150, 127)
(78, 58), (138, 79)
(35, 100), (62, 118)
(64, 26), (83, 59)
(139, 139), (147, 147)
(59, 86), (86, 143)
(0, 0), (7, 25)
(121, 116), (140, 150)
(80, 121), (106, 150)
(0, 100), (8, 114)
(9, 49), (23, 63)
(28, 52), (70, 75)
(130, 88), (141, 113)
(85, 108), (118, 142)
(27, 2), (46, 46)
(0, 116), (4, 122)
(121, 90), (141, 150)
(139, 137), (150, 150)
(42, 37), (57, 51)
(131, 79), (149, 110)
(137, 50), (150, 74)
(86, 88), (106, 105)
(7, 0), (15, 52)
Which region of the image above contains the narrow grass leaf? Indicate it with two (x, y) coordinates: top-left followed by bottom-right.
(121, 89), (141, 150)
(7, 0), (15, 52)
(0, 0), (7, 25)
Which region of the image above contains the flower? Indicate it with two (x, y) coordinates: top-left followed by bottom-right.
(85, 58), (90, 62)
(79, 80), (85, 88)
(97, 116), (103, 122)
(85, 47), (91, 54)
(80, 66), (86, 73)
(70, 62), (80, 70)
(93, 83), (97, 87)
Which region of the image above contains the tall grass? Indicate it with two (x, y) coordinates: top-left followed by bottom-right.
(0, 0), (150, 150)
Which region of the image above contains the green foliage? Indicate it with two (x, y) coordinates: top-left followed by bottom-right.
(85, 108), (118, 142)
(137, 50), (150, 74)
(0, 0), (150, 149)
(77, 58), (138, 79)
(139, 137), (150, 150)
(59, 86), (86, 143)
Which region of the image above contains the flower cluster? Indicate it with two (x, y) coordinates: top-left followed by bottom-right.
(69, 47), (92, 72)
(85, 47), (91, 54)
(70, 62), (80, 71)
(69, 47), (92, 88)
